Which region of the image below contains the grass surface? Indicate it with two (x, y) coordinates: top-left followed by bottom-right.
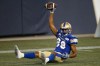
(0, 37), (100, 66)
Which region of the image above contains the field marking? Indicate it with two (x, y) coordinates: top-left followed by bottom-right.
(0, 46), (100, 53)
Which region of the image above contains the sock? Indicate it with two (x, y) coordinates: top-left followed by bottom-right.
(24, 52), (36, 59)
(19, 52), (24, 58)
(48, 54), (55, 61)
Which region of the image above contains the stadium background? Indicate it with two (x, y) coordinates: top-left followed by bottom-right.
(0, 1), (100, 66)
(0, 0), (96, 37)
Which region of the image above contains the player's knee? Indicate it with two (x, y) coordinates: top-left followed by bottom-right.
(51, 52), (56, 56)
(34, 51), (39, 57)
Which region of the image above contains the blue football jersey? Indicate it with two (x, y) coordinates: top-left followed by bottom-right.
(54, 29), (78, 54)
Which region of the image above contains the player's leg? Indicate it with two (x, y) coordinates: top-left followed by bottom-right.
(38, 51), (51, 59)
(54, 53), (63, 62)
(44, 52), (55, 64)
(15, 45), (39, 59)
(15, 45), (24, 58)
(24, 51), (38, 59)
(45, 52), (63, 64)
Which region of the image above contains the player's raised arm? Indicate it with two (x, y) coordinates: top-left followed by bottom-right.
(49, 12), (58, 35)
(45, 2), (58, 36)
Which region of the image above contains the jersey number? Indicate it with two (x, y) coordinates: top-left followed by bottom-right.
(57, 38), (66, 49)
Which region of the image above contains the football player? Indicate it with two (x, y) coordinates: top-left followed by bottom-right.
(15, 2), (78, 65)
(44, 2), (78, 64)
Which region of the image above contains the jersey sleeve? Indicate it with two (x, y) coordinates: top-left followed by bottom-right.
(69, 35), (78, 44)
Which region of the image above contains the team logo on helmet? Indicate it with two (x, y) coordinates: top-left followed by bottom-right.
(60, 22), (72, 29)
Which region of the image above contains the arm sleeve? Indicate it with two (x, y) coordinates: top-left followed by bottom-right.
(69, 35), (78, 44)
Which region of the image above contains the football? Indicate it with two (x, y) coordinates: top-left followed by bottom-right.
(45, 2), (57, 10)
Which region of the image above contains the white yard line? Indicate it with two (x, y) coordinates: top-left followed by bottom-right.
(0, 46), (100, 53)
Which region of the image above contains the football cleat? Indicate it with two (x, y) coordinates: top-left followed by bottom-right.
(15, 45), (24, 59)
(44, 58), (49, 65)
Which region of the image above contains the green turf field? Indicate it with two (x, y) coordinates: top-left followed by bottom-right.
(0, 37), (100, 66)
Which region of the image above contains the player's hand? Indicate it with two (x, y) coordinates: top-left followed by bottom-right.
(45, 2), (57, 13)
(62, 53), (69, 59)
